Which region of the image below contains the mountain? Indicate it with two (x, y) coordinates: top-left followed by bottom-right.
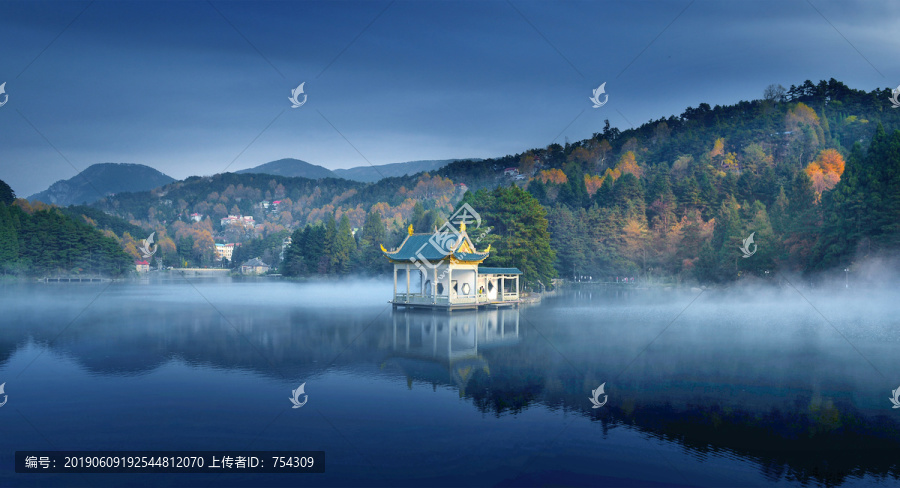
(333, 159), (478, 182)
(237, 158), (478, 183)
(28, 163), (175, 206)
(235, 158), (336, 179)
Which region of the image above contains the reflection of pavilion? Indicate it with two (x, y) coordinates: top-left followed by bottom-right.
(383, 308), (520, 394)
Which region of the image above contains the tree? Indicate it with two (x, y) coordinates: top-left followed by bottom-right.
(763, 84), (786, 102)
(0, 203), (20, 270)
(0, 179), (15, 205)
(358, 210), (388, 274)
(805, 148), (845, 198)
(331, 214), (356, 275)
(461, 186), (556, 288)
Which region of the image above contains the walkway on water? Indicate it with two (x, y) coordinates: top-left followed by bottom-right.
(391, 300), (521, 312)
(39, 276), (111, 283)
(171, 268), (231, 274)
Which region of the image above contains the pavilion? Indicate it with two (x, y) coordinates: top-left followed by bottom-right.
(382, 223), (522, 310)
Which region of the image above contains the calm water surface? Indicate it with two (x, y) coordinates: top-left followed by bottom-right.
(1, 277), (899, 487)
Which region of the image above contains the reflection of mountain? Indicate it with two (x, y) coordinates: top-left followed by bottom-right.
(4, 284), (900, 486)
(0, 284), (395, 376)
(381, 309), (519, 395)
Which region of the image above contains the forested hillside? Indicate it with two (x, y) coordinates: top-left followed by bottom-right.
(273, 79), (900, 285)
(12, 78), (895, 284)
(0, 196), (133, 277)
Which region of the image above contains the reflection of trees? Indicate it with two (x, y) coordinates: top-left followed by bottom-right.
(5, 286), (900, 486)
(0, 289), (394, 376)
(458, 334), (900, 487)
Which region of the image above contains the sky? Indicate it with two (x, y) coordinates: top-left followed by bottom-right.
(1, 0), (898, 197)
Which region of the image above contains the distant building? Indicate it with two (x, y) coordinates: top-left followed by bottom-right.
(458, 183), (468, 193)
(220, 215), (255, 228)
(190, 213), (203, 222)
(259, 201), (271, 209)
(503, 167), (519, 176)
(215, 243), (237, 261)
(135, 260), (150, 272)
(241, 257), (270, 275)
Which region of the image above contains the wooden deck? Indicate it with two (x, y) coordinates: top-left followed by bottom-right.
(390, 293), (521, 311)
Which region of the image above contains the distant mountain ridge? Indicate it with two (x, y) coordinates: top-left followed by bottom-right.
(333, 159), (480, 182)
(28, 163), (175, 206)
(236, 158), (478, 182)
(235, 158), (335, 179)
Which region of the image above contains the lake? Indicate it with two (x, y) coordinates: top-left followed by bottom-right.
(1, 277), (899, 487)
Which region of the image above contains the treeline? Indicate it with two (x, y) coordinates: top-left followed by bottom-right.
(274, 187), (556, 287)
(27, 78), (900, 283)
(0, 197), (134, 277)
(280, 211), (391, 277)
(467, 79), (900, 283)
(194, 79), (900, 284)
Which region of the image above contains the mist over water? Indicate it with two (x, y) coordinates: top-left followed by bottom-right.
(1, 277), (899, 487)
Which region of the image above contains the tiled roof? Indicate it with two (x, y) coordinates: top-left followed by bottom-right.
(382, 233), (489, 263)
(242, 257), (269, 267)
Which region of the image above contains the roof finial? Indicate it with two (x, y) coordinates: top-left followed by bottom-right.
(460, 221), (466, 233)
(408, 224), (414, 236)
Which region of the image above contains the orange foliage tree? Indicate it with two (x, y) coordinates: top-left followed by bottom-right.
(786, 102), (820, 132)
(615, 151), (643, 178)
(584, 174), (605, 196)
(537, 168), (568, 184)
(805, 148), (845, 197)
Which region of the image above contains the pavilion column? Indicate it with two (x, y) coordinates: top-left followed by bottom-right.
(406, 263), (410, 303)
(516, 275), (519, 299)
(420, 270), (424, 295)
(475, 268), (479, 304)
(448, 266), (453, 304)
(393, 265), (397, 301)
(501, 276), (505, 301)
(433, 265), (437, 304)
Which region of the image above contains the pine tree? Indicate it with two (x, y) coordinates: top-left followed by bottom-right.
(0, 179), (15, 206)
(0, 203), (20, 270)
(331, 214), (356, 275)
(358, 211), (387, 274)
(461, 186), (556, 288)
(323, 214), (337, 274)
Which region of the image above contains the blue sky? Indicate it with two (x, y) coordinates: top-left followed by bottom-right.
(1, 0), (898, 197)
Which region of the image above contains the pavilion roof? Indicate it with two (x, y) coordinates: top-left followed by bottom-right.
(382, 229), (489, 264)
